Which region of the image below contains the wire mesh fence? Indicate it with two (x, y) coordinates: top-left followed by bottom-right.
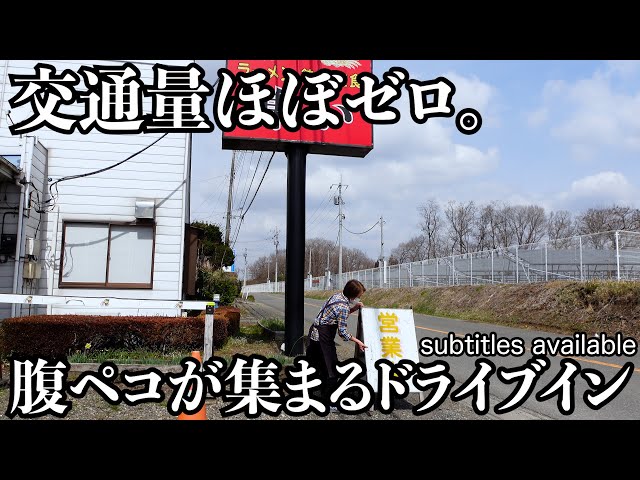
(243, 230), (640, 293)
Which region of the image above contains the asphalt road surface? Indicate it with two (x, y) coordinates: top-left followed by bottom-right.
(249, 293), (640, 420)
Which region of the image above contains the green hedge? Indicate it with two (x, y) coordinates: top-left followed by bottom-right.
(197, 269), (242, 305)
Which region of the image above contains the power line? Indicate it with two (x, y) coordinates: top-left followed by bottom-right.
(307, 210), (339, 239)
(343, 220), (380, 235)
(229, 151), (276, 249)
(237, 151), (263, 215)
(240, 151), (276, 222)
(192, 174), (229, 214)
(239, 150), (257, 210)
(306, 186), (334, 226)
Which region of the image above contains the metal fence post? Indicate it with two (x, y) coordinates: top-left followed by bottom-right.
(436, 259), (439, 286)
(398, 263), (401, 288)
(452, 255), (455, 285)
(470, 253), (473, 285)
(544, 242), (548, 282)
(515, 245), (519, 284)
(615, 230), (621, 281)
(579, 236), (584, 281)
(491, 250), (494, 283)
(409, 262), (412, 287)
(421, 260), (424, 286)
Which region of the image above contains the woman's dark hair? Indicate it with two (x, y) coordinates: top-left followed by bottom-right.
(343, 279), (366, 299)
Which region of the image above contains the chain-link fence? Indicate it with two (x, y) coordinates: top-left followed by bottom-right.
(243, 230), (640, 294)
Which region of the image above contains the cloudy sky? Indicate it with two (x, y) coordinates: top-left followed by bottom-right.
(190, 60), (640, 267)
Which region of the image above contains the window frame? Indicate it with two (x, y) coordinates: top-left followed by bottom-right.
(58, 220), (156, 289)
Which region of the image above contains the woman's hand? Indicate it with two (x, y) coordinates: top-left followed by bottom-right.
(349, 302), (364, 314)
(353, 338), (367, 352)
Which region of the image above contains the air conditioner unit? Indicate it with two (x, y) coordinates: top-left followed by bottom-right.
(135, 199), (155, 219)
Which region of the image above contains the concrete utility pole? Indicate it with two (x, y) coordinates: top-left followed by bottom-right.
(243, 248), (248, 289)
(380, 215), (386, 285)
(332, 176), (348, 287)
(224, 150), (236, 245)
(325, 250), (331, 290)
(379, 215), (385, 264)
(308, 247), (312, 288)
(273, 227), (279, 292)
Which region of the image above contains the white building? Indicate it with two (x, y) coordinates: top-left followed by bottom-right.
(0, 60), (201, 318)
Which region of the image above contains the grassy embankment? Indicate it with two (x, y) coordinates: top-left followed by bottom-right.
(305, 280), (640, 340)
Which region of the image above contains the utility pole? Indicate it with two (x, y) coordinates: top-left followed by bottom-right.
(243, 248), (248, 290)
(325, 250), (331, 290)
(379, 215), (385, 263)
(308, 247), (312, 288)
(380, 215), (386, 286)
(273, 227), (279, 292)
(332, 176), (348, 287)
(224, 150), (236, 245)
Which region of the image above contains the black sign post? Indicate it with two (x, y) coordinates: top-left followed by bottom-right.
(284, 144), (307, 356)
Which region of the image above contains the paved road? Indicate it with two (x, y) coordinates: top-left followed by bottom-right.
(248, 293), (640, 420)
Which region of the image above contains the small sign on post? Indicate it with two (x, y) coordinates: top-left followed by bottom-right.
(204, 302), (215, 362)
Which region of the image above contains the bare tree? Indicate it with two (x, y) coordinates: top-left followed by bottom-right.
(417, 199), (442, 259)
(508, 205), (546, 247)
(342, 246), (376, 272)
(390, 234), (428, 263)
(444, 200), (476, 254)
(474, 203), (494, 251)
(492, 203), (515, 247)
(576, 208), (614, 249)
(547, 210), (575, 248)
(577, 207), (611, 235)
(607, 205), (640, 231)
(247, 237), (376, 281)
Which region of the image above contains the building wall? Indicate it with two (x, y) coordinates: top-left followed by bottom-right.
(0, 60), (193, 317)
(0, 180), (21, 319)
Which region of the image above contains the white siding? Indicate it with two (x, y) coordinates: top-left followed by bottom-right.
(0, 182), (21, 319)
(0, 60), (194, 318)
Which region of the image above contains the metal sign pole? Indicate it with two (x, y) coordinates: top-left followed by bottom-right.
(284, 145), (307, 356)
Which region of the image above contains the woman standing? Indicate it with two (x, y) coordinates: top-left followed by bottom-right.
(306, 279), (367, 410)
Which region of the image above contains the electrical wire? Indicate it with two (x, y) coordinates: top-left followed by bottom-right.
(306, 187), (334, 228)
(238, 151), (276, 224)
(45, 132), (169, 209)
(237, 151), (263, 215)
(343, 220), (379, 235)
(221, 151), (277, 267)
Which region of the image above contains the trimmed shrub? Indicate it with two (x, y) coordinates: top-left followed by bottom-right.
(197, 268), (242, 305)
(198, 306), (240, 337)
(0, 313), (233, 358)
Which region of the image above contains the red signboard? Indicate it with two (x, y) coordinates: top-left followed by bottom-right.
(222, 60), (373, 157)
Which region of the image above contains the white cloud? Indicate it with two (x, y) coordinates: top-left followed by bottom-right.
(531, 64), (640, 160)
(443, 72), (495, 113)
(555, 171), (637, 210)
